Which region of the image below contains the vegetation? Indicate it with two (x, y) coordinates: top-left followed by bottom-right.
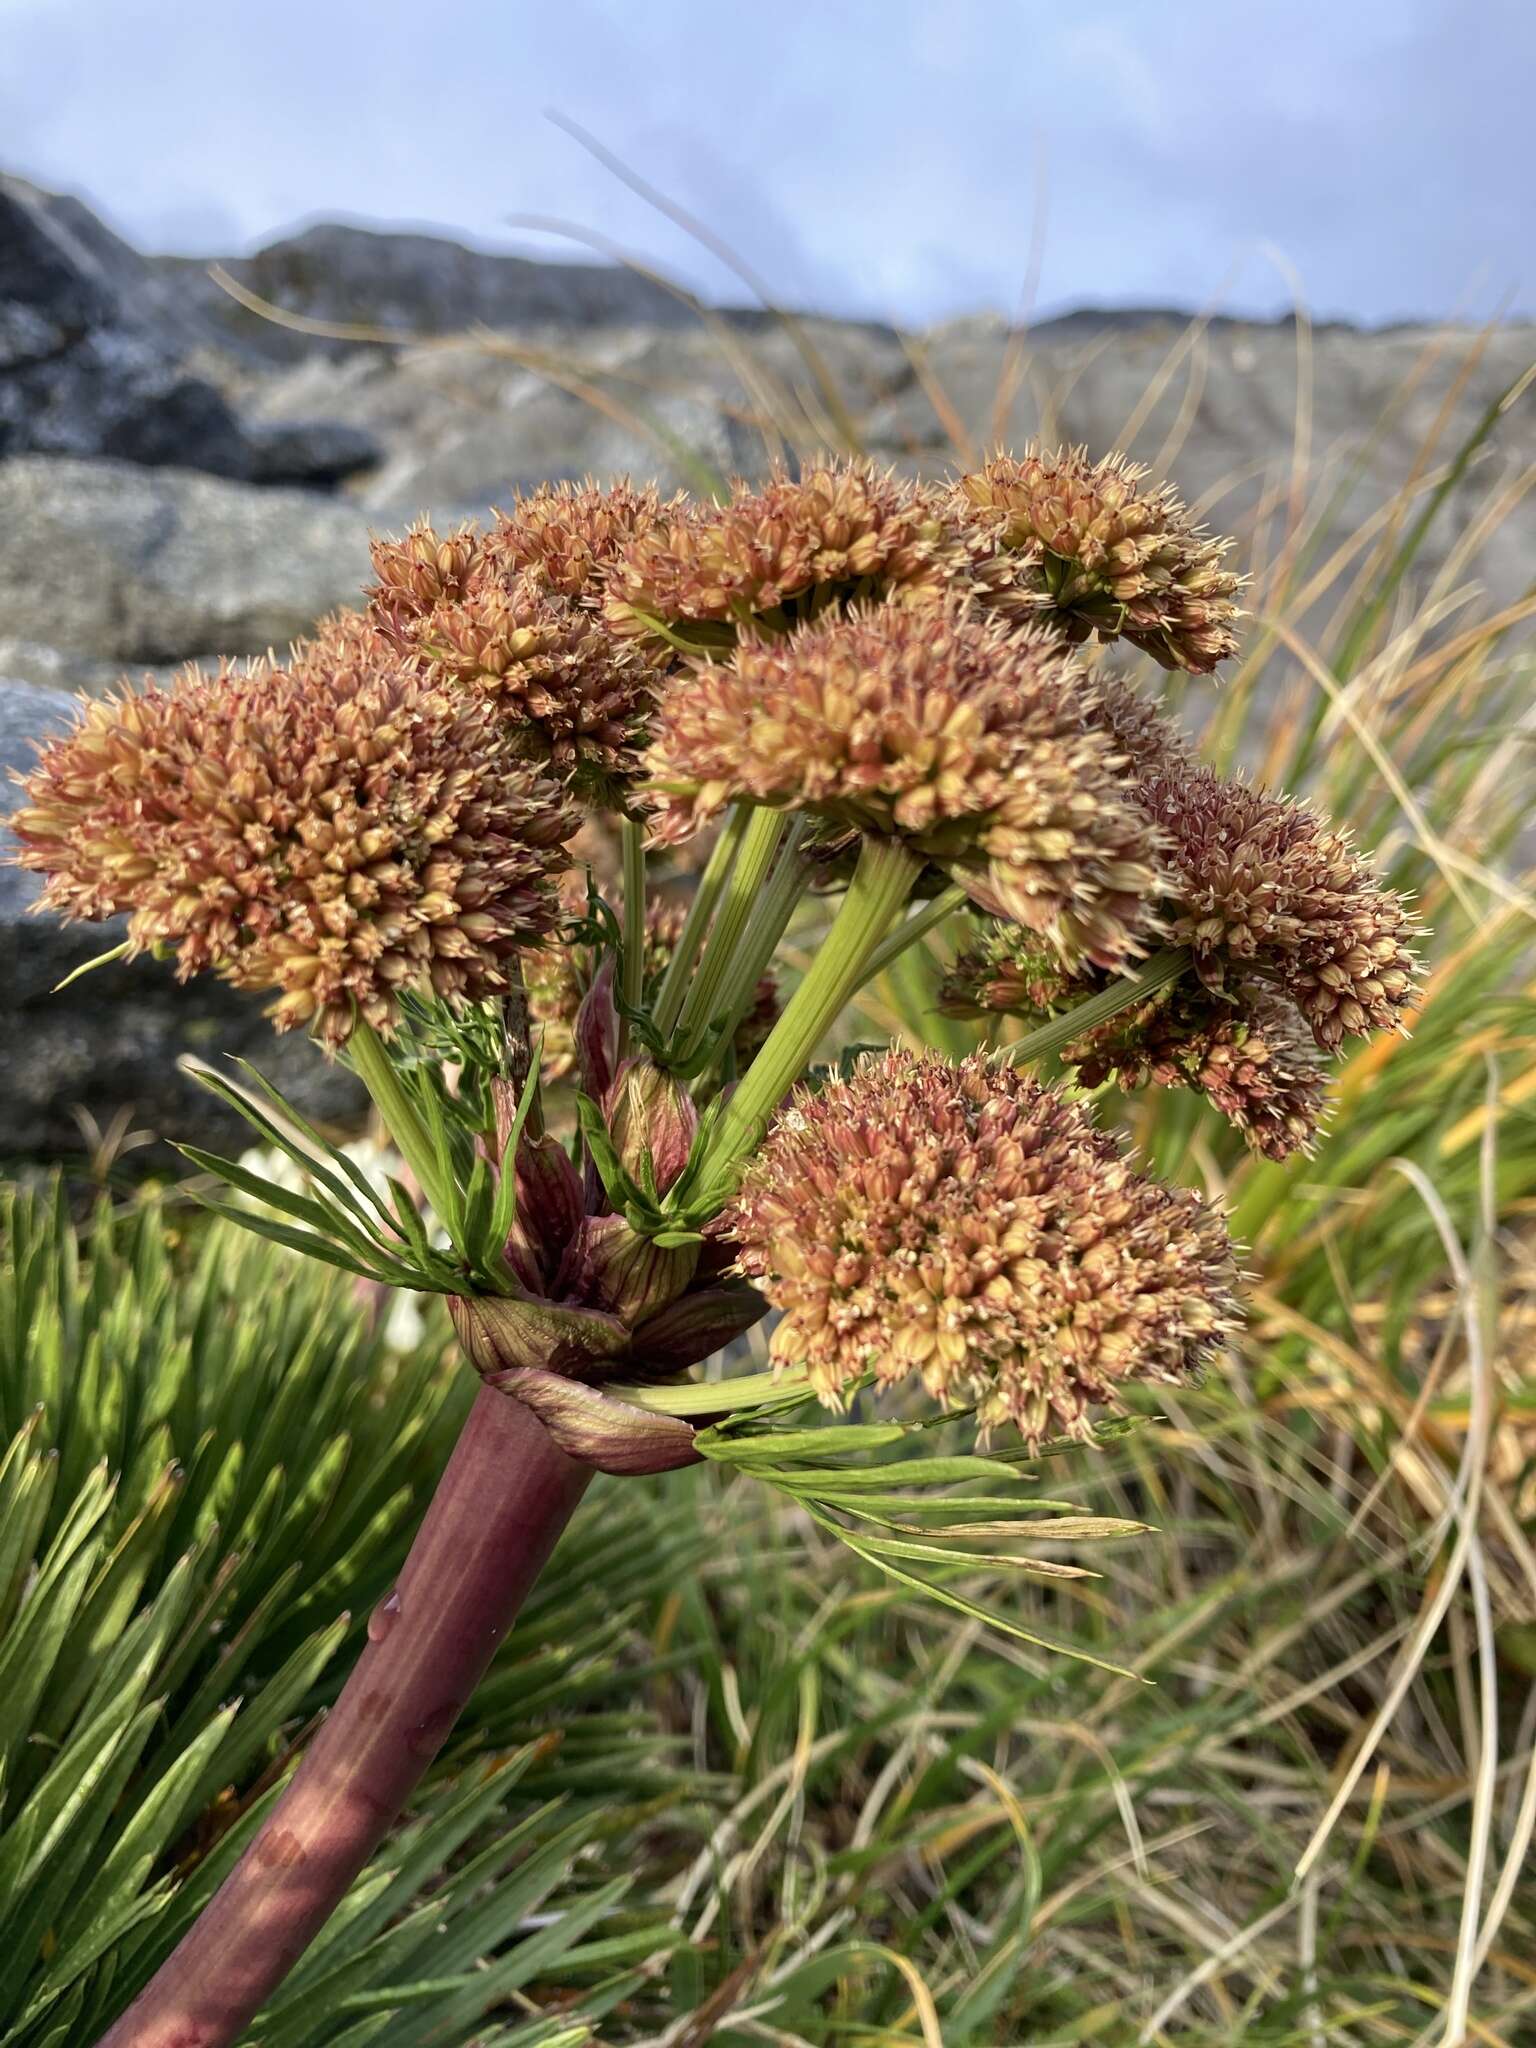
(2, 262), (1533, 2044)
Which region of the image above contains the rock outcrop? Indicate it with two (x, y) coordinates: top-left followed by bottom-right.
(0, 175), (381, 484)
(0, 176), (255, 475)
(0, 456), (377, 663)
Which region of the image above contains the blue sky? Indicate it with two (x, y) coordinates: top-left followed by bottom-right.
(2, 0), (1529, 327)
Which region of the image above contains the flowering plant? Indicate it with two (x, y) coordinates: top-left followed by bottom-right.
(9, 447), (1416, 2048)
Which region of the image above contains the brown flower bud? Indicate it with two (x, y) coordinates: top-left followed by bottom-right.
(573, 1214), (699, 1325)
(630, 1283), (766, 1372)
(602, 1058), (699, 1196)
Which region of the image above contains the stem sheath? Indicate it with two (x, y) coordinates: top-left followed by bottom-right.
(95, 1387), (591, 2048)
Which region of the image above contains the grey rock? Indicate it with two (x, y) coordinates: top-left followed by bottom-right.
(0, 681), (364, 1164)
(0, 175), (255, 476)
(0, 638), (209, 698)
(245, 320), (915, 515)
(151, 221), (753, 363)
(0, 456), (378, 662)
(245, 416), (381, 487)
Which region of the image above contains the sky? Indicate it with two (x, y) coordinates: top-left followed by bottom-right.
(1, 0), (1530, 329)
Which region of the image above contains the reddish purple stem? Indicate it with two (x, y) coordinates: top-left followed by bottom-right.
(97, 1386), (592, 2048)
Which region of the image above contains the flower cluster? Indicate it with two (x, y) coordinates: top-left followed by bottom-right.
(725, 1048), (1238, 1447)
(942, 664), (1415, 1150)
(1078, 678), (1419, 1040)
(607, 459), (967, 644)
(1074, 982), (1329, 1161)
(478, 478), (677, 600)
(369, 481), (669, 801)
(1139, 765), (1419, 1049)
(8, 444), (1412, 1447)
(953, 446), (1243, 672)
(10, 622), (574, 1042)
(644, 598), (1166, 970)
(944, 925), (1327, 1161)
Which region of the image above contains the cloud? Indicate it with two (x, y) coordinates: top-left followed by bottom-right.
(0, 0), (1526, 326)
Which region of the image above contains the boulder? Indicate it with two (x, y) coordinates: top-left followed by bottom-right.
(245, 416), (381, 487)
(0, 456), (378, 663)
(0, 638), (203, 698)
(150, 221), (738, 363)
(0, 682), (364, 1164)
(245, 319), (915, 513)
(0, 176), (255, 476)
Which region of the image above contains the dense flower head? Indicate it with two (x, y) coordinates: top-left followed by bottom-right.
(953, 446), (1243, 672)
(1072, 981), (1329, 1161)
(369, 501), (660, 801)
(1139, 765), (1419, 1048)
(606, 458), (969, 643)
(479, 478), (677, 600)
(9, 622), (575, 1042)
(643, 599), (1168, 970)
(1082, 670), (1195, 779)
(725, 1048), (1239, 1447)
(368, 518), (481, 621)
(942, 926), (1326, 1160)
(1073, 675), (1417, 1046)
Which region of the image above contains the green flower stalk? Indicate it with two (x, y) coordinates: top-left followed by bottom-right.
(3, 441), (1416, 2048)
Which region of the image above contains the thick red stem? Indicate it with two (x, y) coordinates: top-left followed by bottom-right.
(97, 1385), (591, 2048)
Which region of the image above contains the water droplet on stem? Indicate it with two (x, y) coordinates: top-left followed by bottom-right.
(367, 1590), (403, 1642)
